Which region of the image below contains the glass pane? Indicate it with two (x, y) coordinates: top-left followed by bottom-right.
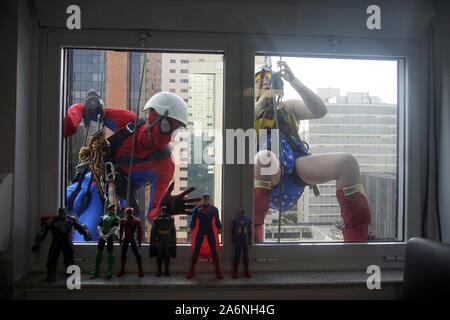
(64, 49), (224, 244)
(253, 55), (399, 243)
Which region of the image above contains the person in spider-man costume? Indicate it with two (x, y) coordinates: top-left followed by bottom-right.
(187, 193), (223, 280)
(64, 90), (200, 241)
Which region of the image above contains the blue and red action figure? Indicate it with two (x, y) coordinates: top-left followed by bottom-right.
(231, 208), (252, 278)
(187, 194), (223, 279)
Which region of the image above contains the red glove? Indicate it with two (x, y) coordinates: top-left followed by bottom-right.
(160, 182), (201, 215)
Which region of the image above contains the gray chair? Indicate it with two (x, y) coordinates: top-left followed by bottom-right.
(403, 237), (450, 299)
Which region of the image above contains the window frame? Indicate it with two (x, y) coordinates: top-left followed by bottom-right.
(240, 35), (426, 270)
(32, 28), (427, 274)
(33, 29), (240, 272)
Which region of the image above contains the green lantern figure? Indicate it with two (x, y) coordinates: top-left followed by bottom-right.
(90, 203), (120, 279)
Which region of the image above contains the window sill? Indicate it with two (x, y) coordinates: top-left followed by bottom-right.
(13, 270), (404, 299)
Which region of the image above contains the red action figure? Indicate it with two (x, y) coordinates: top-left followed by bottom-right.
(117, 207), (144, 278)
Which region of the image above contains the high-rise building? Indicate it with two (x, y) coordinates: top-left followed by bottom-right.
(158, 53), (224, 242)
(159, 53), (191, 242)
(300, 88), (397, 239)
(261, 87), (398, 241)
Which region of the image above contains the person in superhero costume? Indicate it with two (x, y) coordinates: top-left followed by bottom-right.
(253, 60), (371, 242)
(90, 203), (120, 279)
(231, 208), (252, 279)
(187, 194), (223, 279)
(31, 207), (92, 282)
(64, 91), (199, 242)
(117, 207), (144, 278)
(150, 205), (177, 277)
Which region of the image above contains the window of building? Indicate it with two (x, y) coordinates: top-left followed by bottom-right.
(180, 69), (188, 73)
(181, 79), (189, 83)
(254, 55), (401, 243)
(63, 49), (224, 245)
(181, 59), (189, 63)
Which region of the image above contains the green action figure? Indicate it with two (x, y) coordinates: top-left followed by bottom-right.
(90, 203), (120, 279)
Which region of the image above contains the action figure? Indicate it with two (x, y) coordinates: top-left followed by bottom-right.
(231, 208), (252, 278)
(64, 91), (199, 241)
(150, 205), (177, 277)
(187, 194), (223, 279)
(253, 60), (371, 242)
(90, 203), (120, 279)
(117, 207), (144, 278)
(31, 207), (92, 282)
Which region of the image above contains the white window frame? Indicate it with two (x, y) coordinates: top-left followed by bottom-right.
(240, 35), (426, 271)
(31, 28), (426, 274)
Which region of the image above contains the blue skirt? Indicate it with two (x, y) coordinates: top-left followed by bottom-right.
(260, 133), (311, 211)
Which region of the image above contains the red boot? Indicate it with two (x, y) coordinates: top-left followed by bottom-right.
(212, 255), (223, 279)
(244, 259), (251, 278)
(231, 260), (239, 279)
(116, 259), (126, 277)
(336, 184), (371, 241)
(187, 254), (199, 279)
(254, 180), (273, 242)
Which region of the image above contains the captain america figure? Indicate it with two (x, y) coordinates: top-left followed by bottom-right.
(187, 193), (223, 279)
(231, 208), (252, 278)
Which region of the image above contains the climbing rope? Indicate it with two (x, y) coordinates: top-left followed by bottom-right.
(78, 130), (111, 201)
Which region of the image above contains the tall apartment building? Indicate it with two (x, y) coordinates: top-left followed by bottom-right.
(260, 85), (398, 241)
(159, 53), (191, 241)
(300, 88), (397, 239)
(158, 53), (224, 242)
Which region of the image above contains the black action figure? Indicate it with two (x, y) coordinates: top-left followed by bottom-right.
(31, 207), (92, 282)
(150, 205), (176, 276)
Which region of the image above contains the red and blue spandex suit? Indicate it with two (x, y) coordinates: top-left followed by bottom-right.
(64, 104), (181, 241)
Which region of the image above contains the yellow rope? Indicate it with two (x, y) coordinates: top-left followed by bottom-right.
(78, 130), (111, 200)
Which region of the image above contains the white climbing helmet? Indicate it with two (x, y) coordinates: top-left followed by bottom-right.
(142, 92), (188, 126)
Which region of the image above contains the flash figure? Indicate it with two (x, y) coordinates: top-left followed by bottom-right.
(117, 207), (144, 278)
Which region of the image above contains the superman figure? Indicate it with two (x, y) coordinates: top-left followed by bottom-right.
(187, 193), (223, 279)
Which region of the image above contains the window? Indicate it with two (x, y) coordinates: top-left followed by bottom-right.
(254, 55), (401, 243)
(63, 49), (224, 244)
(180, 79), (189, 83)
(181, 59), (189, 63)
(180, 69), (188, 73)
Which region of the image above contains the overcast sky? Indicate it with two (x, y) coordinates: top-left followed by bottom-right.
(265, 56), (398, 104)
